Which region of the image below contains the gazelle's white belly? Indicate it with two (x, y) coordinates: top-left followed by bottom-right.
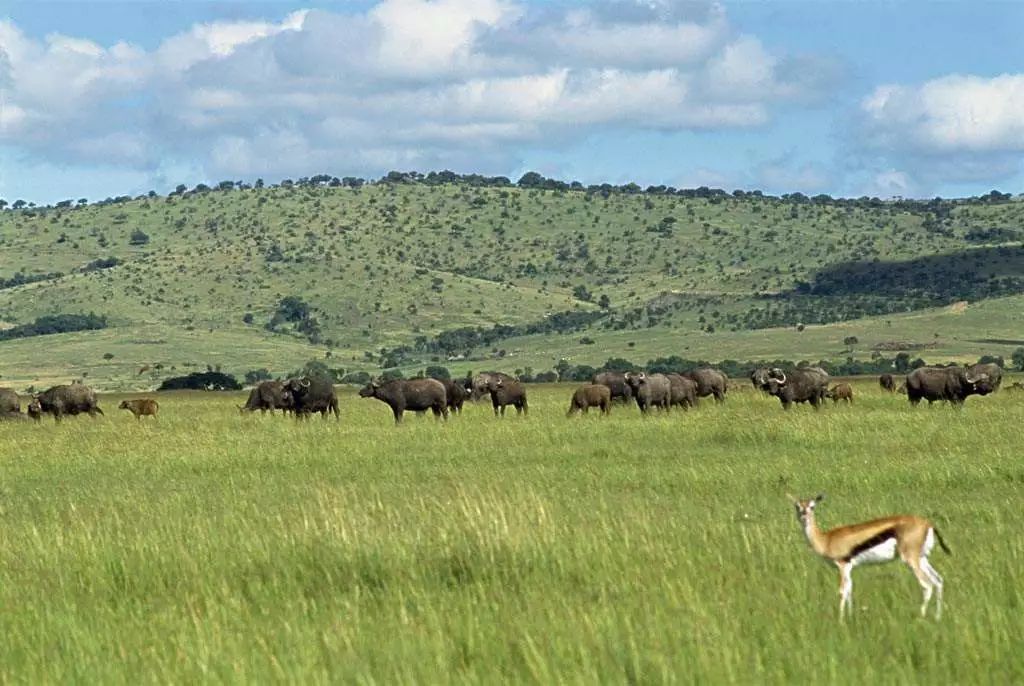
(852, 537), (898, 566)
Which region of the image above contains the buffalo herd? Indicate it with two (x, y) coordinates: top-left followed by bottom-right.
(0, 362), (1011, 425)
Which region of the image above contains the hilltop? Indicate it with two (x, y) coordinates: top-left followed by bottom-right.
(1, 174), (1023, 390)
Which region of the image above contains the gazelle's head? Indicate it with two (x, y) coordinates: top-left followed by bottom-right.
(788, 493), (824, 523)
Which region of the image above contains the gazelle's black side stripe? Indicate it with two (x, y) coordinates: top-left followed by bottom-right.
(843, 528), (896, 561)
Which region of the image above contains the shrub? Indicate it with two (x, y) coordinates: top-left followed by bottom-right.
(157, 371), (241, 391)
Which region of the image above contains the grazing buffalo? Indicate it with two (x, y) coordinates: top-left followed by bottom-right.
(905, 367), (991, 406)
(763, 368), (830, 410)
(239, 380), (293, 415)
(487, 377), (528, 417)
(684, 368), (728, 403)
(827, 383), (854, 404)
(468, 372), (516, 401)
(967, 363), (1002, 393)
(879, 374), (896, 392)
(119, 398), (159, 420)
(437, 379), (467, 414)
(0, 388), (20, 414)
(666, 373), (698, 410)
(567, 384), (611, 416)
(33, 384), (104, 422)
(624, 372), (671, 413)
(360, 378), (447, 424)
(591, 372), (634, 403)
(283, 377), (340, 420)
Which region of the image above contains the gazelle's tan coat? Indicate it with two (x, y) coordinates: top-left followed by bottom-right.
(788, 494), (950, 621)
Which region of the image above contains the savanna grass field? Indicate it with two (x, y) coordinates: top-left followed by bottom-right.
(2, 380), (1022, 683)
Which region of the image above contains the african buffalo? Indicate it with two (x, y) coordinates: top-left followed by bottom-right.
(750, 367), (776, 393)
(0, 388), (20, 415)
(239, 380), (293, 415)
(27, 398), (42, 422)
(468, 372), (516, 401)
(437, 379), (467, 414)
(33, 384), (104, 422)
(827, 383), (853, 404)
(119, 398), (159, 420)
(879, 374), (896, 392)
(360, 378), (447, 424)
(591, 372), (634, 403)
(905, 367), (991, 406)
(624, 372), (671, 413)
(567, 384), (611, 416)
(487, 377), (528, 417)
(666, 373), (698, 410)
(967, 363), (1002, 393)
(684, 368), (728, 402)
(283, 377), (340, 420)
(763, 368), (830, 410)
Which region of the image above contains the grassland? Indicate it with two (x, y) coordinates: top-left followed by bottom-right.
(2, 382), (1021, 683)
(1, 182), (1023, 389)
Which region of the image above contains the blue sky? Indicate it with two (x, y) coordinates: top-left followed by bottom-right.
(2, 1), (1023, 204)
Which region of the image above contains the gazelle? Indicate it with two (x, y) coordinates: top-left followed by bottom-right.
(788, 494), (950, 621)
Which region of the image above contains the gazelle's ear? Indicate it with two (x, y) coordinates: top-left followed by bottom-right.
(813, 493), (825, 503)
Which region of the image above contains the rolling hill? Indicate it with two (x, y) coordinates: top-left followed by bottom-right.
(1, 176), (1022, 390)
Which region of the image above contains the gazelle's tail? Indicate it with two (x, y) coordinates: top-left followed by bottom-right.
(933, 527), (952, 555)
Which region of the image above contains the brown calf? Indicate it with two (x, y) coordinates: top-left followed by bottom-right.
(119, 398), (159, 420)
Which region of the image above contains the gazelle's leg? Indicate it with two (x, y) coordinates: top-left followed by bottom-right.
(907, 558), (934, 617)
(837, 562), (853, 622)
(921, 557), (944, 619)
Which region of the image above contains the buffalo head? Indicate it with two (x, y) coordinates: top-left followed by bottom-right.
(358, 380), (382, 398)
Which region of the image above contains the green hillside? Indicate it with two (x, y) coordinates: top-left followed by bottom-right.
(1, 178), (1023, 389)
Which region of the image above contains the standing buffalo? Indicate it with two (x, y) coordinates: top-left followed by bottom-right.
(567, 384), (611, 416)
(33, 384), (104, 422)
(119, 398), (159, 420)
(750, 367), (773, 392)
(591, 372), (634, 403)
(827, 383), (853, 404)
(905, 367), (991, 406)
(437, 379), (467, 414)
(487, 377), (528, 417)
(879, 374), (896, 392)
(666, 374), (698, 410)
(0, 387), (20, 415)
(467, 372), (516, 401)
(763, 368), (830, 410)
(624, 372), (671, 413)
(283, 377), (340, 420)
(239, 380), (293, 415)
(359, 378), (448, 424)
(967, 363), (1002, 393)
(684, 368), (728, 403)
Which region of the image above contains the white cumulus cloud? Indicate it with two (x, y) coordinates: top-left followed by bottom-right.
(855, 73), (1024, 192)
(863, 74), (1024, 153)
(0, 0), (840, 184)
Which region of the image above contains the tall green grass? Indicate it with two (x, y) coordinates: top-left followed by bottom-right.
(1, 382), (1020, 683)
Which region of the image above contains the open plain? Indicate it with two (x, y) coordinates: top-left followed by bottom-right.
(2, 380), (1021, 683)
